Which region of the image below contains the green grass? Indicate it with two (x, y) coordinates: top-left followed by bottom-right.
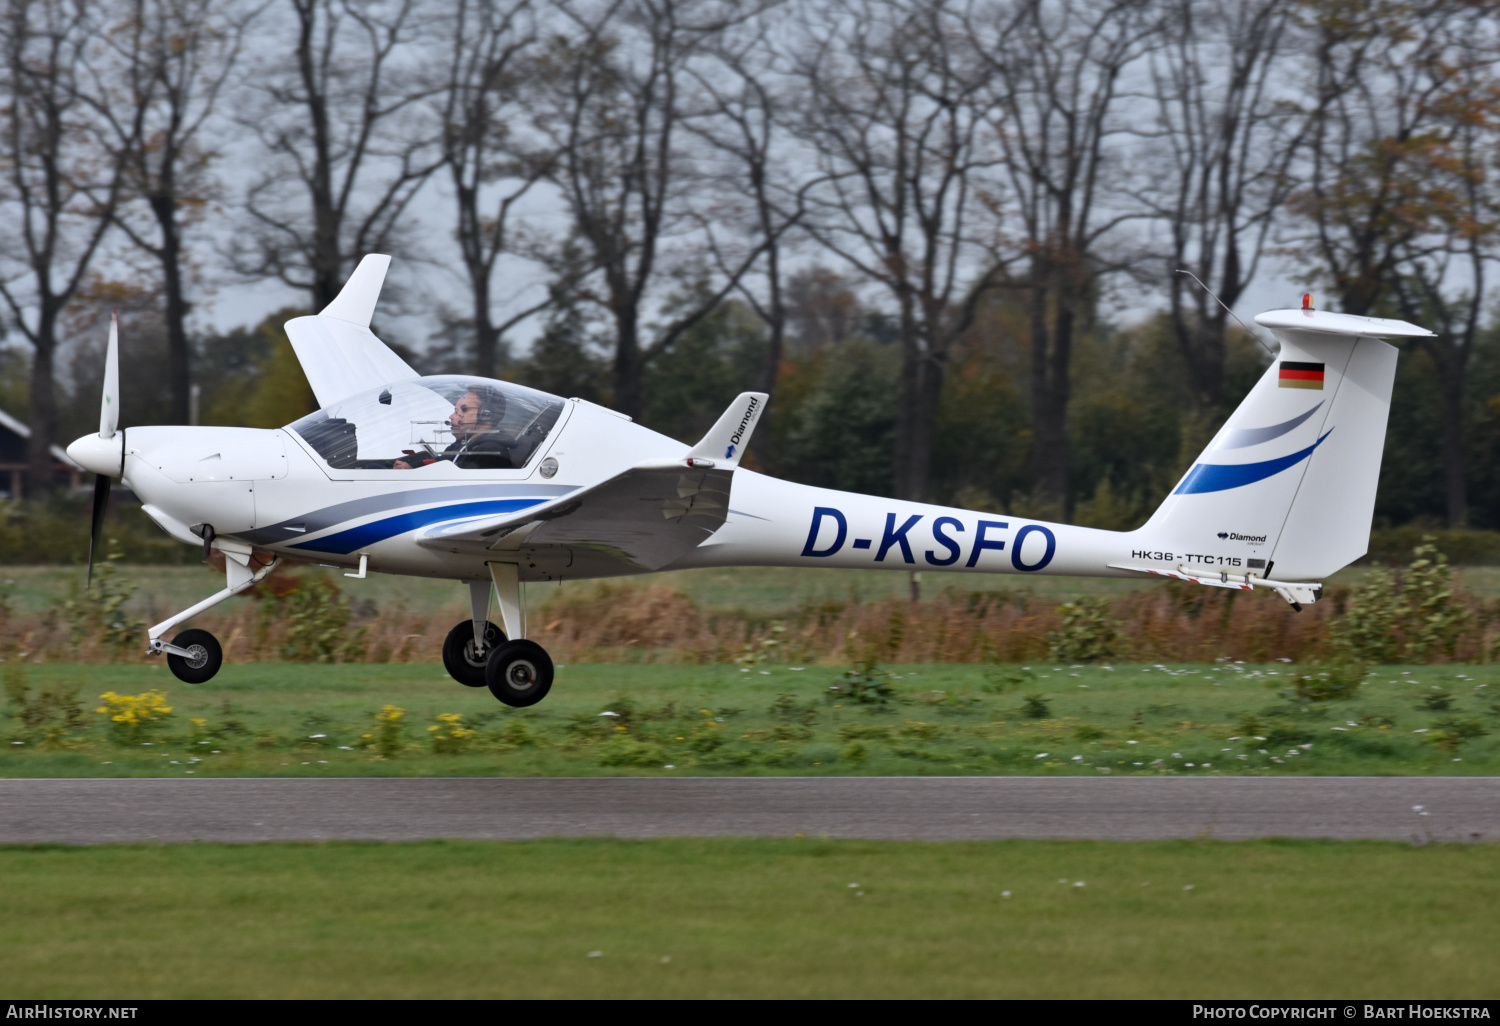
(5, 661), (1497, 777)
(0, 838), (1495, 998)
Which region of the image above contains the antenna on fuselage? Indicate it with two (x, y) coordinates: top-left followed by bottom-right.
(1174, 269), (1277, 359)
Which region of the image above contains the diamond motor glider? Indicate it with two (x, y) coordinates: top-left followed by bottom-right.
(67, 256), (1434, 705)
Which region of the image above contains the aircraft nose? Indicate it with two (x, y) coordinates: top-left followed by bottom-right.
(66, 432), (124, 477)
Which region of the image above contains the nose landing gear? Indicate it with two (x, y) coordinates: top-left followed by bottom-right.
(161, 628), (223, 684)
(145, 539), (280, 684)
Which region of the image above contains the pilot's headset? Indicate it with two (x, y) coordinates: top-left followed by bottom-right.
(469, 385), (507, 430)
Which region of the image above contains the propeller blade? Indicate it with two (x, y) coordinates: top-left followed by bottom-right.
(87, 472), (111, 590)
(100, 308), (119, 437)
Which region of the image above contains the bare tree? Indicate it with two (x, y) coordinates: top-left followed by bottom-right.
(237, 0), (444, 312)
(439, 0), (561, 378)
(0, 0), (126, 493)
(1290, 0), (1500, 526)
(788, 0), (1005, 502)
(971, 0), (1157, 517)
(82, 0), (255, 425)
(1145, 0), (1303, 411)
(533, 0), (772, 418)
(683, 12), (808, 399)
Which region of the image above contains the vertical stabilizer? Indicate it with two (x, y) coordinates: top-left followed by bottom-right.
(1139, 309), (1430, 580)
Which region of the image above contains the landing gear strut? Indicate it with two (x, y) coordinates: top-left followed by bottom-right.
(146, 537), (280, 684)
(478, 562), (555, 707)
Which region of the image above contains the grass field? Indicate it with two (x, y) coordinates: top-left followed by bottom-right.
(5, 661), (1497, 777)
(1, 838), (1495, 998)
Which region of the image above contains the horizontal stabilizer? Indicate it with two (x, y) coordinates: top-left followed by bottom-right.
(1254, 308), (1435, 343)
(688, 392), (767, 467)
(284, 254), (419, 409)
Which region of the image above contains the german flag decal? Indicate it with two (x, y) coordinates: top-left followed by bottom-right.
(1279, 361), (1325, 390)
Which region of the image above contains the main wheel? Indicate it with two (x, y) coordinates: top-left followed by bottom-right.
(442, 620), (505, 688)
(165, 628), (223, 684)
(485, 639), (554, 707)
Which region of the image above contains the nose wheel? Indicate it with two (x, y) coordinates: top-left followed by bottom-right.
(162, 628), (223, 684)
(485, 640), (553, 707)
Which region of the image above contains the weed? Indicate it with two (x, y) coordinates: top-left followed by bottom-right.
(1426, 717), (1488, 752)
(1074, 723), (1107, 741)
(840, 740), (868, 763)
(769, 692), (817, 726)
(1420, 688), (1456, 712)
(495, 718), (540, 749)
(598, 736), (666, 767)
(1020, 694), (1052, 720)
(95, 689), (173, 742)
(828, 656), (896, 708)
(372, 704), (405, 758)
(981, 666), (1036, 694)
(1291, 656), (1366, 702)
(428, 713), (477, 754)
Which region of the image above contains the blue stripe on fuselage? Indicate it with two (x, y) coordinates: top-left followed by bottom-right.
(1175, 429), (1333, 495)
(288, 498), (546, 554)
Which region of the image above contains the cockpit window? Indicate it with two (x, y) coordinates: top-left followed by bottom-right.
(288, 376), (565, 472)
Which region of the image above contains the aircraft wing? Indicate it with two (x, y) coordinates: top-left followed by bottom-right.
(416, 460), (734, 570)
(284, 254), (420, 408)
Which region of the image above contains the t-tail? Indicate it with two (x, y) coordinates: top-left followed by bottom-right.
(1120, 305), (1433, 607)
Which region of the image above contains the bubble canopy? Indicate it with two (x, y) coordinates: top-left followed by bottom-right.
(288, 376), (566, 472)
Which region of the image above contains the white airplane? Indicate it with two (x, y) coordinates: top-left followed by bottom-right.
(66, 255), (1434, 706)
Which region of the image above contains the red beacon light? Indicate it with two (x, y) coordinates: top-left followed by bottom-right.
(1302, 293), (1314, 310)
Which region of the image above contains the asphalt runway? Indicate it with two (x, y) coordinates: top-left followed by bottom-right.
(1, 776), (1496, 844)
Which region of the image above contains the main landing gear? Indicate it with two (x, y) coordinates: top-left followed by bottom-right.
(444, 568), (555, 707)
(147, 537), (281, 684)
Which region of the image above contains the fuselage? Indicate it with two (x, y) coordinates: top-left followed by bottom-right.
(74, 373), (1279, 587)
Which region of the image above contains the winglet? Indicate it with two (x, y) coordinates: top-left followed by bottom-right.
(688, 392), (767, 467)
(320, 254), (391, 328)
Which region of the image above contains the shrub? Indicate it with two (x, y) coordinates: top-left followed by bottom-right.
(1331, 538), (1472, 664)
(282, 575), (366, 663)
(1047, 599), (1120, 663)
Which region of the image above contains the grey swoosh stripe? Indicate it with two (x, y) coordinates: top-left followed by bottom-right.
(1218, 401), (1323, 450)
(243, 483), (577, 545)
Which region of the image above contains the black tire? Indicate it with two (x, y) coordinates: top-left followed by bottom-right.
(442, 620), (506, 688)
(485, 639), (554, 707)
(165, 628), (223, 684)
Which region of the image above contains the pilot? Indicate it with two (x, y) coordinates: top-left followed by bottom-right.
(393, 385), (512, 469)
